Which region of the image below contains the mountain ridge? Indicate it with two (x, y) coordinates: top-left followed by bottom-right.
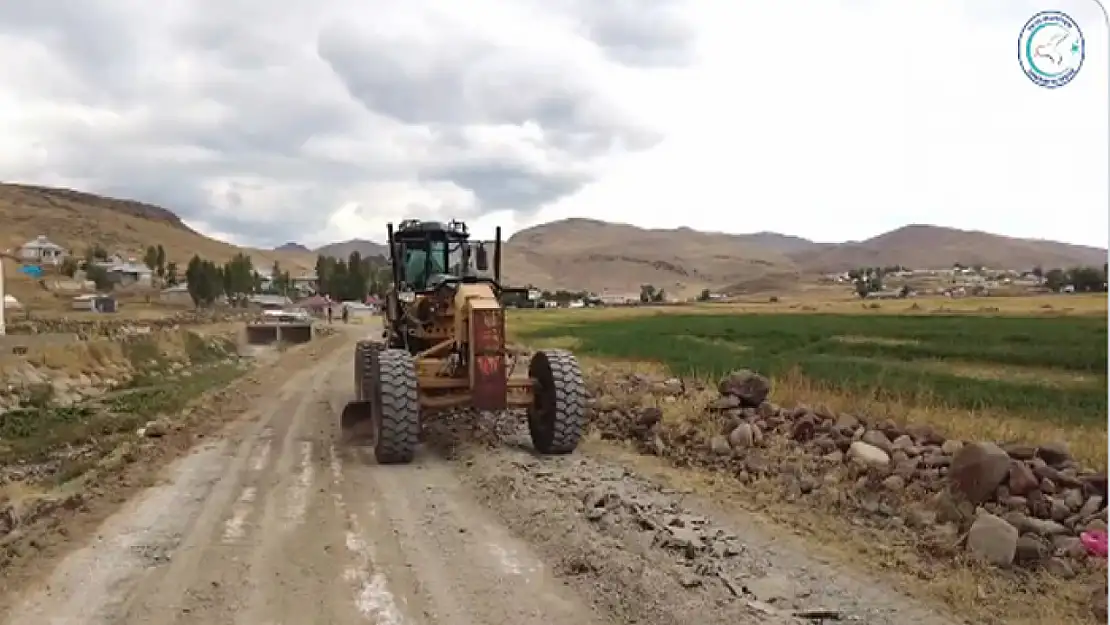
(1, 183), (1103, 295)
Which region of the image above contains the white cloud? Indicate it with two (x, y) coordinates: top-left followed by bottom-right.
(539, 0), (1109, 247)
(0, 0), (1104, 248)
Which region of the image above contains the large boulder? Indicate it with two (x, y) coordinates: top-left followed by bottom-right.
(949, 442), (1011, 504)
(967, 512), (1018, 566)
(717, 369), (770, 408)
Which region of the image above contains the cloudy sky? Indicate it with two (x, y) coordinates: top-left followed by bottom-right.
(0, 0), (1106, 248)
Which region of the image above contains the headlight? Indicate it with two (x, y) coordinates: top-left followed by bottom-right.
(398, 291), (416, 303)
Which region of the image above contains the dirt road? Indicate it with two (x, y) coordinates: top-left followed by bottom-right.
(1, 325), (962, 625)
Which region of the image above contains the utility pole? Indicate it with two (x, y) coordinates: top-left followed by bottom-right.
(0, 254), (7, 336)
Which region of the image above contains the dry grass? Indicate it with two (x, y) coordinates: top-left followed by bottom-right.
(916, 360), (1101, 389)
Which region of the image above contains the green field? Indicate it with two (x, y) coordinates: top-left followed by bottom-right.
(525, 313), (1108, 426)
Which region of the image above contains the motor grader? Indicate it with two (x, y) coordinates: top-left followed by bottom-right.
(339, 219), (585, 464)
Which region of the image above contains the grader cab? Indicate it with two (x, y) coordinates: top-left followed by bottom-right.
(340, 219), (585, 464)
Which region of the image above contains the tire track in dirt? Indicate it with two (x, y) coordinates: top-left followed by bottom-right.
(327, 442), (408, 625)
(329, 403), (610, 625)
(116, 358), (336, 625)
(229, 349), (361, 625)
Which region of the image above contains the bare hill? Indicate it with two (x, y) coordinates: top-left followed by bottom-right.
(0, 183), (316, 272)
(787, 224), (1107, 273)
(501, 219), (799, 296)
(275, 242), (311, 253)
(2, 184), (1102, 296)
(500, 220), (1106, 294)
(314, 239), (389, 260)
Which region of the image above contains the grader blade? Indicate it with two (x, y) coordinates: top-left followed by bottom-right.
(340, 400), (376, 442)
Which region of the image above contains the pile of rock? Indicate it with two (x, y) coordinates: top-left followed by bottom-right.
(587, 368), (1107, 574)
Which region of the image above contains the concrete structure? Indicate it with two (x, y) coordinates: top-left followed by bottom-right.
(249, 294), (292, 309)
(245, 320), (314, 345)
(19, 235), (67, 266)
(160, 284), (192, 305)
(72, 294), (118, 312)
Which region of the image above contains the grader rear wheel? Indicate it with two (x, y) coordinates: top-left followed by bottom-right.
(527, 349), (586, 455)
(373, 349), (421, 464)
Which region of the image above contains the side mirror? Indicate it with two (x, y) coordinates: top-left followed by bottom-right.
(475, 243), (489, 271)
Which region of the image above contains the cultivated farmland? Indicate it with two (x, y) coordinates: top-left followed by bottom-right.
(517, 309), (1108, 466)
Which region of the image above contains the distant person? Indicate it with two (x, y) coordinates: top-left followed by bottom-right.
(341, 305), (349, 324)
(326, 305), (333, 324)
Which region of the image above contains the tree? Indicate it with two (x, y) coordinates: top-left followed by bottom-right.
(85, 264), (113, 291)
(1044, 268), (1067, 292)
(1032, 265), (1044, 281)
(639, 284), (657, 303)
(86, 243), (108, 261)
(143, 245), (159, 273)
(155, 245), (166, 278)
(696, 288), (711, 302)
(220, 253), (255, 305)
(1066, 266), (1104, 292)
(185, 255), (223, 307)
(165, 261), (179, 286)
(59, 257), (78, 278)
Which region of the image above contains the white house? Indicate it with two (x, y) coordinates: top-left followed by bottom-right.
(19, 235), (67, 265)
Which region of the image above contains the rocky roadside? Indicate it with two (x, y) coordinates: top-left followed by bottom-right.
(581, 366), (1108, 625)
(430, 414), (961, 625)
(0, 329), (241, 413)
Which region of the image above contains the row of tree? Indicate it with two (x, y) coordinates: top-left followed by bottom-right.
(314, 252), (391, 302)
(179, 251), (395, 308)
(1039, 265), (1108, 292)
(184, 253), (260, 307)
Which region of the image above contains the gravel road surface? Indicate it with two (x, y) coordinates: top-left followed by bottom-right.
(1, 324), (961, 625)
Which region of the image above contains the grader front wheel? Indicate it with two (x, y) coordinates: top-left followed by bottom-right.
(527, 349), (586, 455)
(373, 349), (421, 465)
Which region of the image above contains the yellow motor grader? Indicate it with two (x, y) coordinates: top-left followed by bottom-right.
(340, 219), (585, 464)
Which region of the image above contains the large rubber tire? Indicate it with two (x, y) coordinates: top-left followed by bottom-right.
(374, 349), (421, 464)
(527, 349), (586, 455)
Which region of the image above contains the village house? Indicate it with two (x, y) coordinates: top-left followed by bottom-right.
(104, 261), (154, 287)
(290, 272), (318, 294)
(19, 235), (67, 265)
(597, 291), (640, 305)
